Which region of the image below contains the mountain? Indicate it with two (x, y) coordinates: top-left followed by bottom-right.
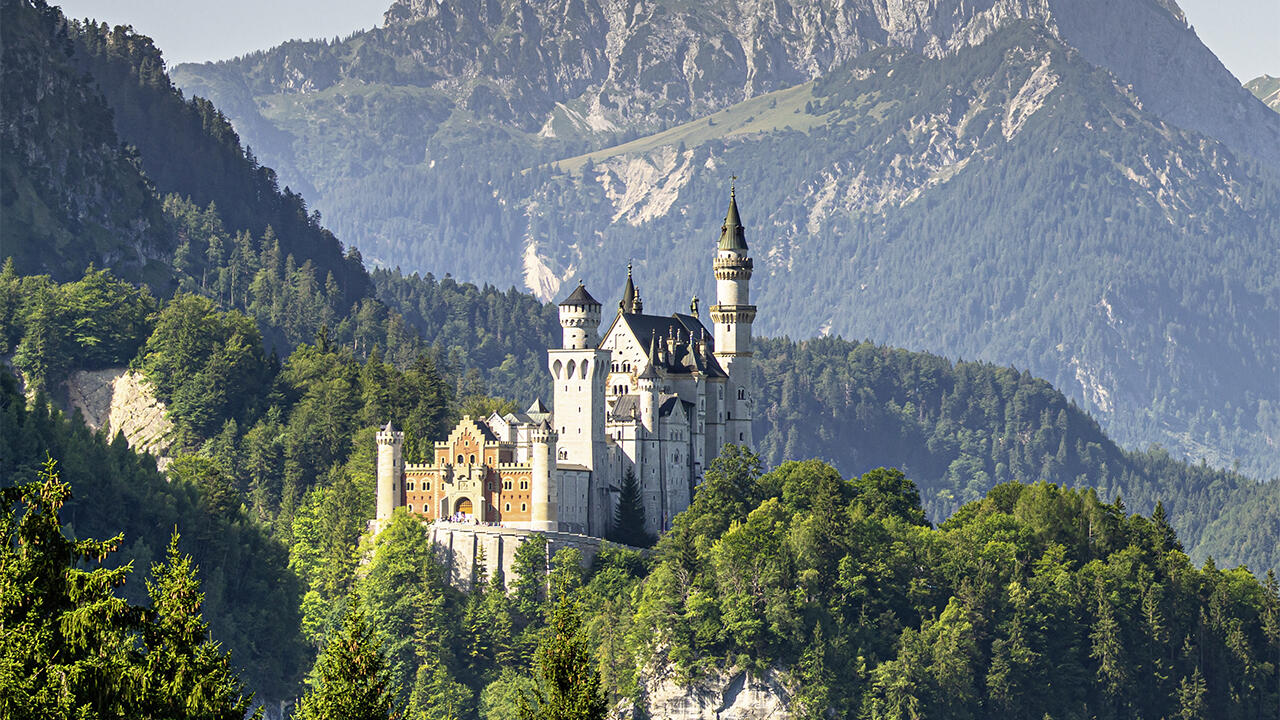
(172, 0), (1280, 481)
(1247, 74), (1280, 113)
(0, 0), (172, 282)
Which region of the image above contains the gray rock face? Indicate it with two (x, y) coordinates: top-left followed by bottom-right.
(624, 666), (791, 719)
(63, 368), (173, 468)
(342, 0), (1277, 168)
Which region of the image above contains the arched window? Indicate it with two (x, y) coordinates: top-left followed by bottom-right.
(552, 359), (563, 378)
(566, 359), (576, 378)
(739, 432), (744, 441)
(456, 454), (464, 464)
(521, 503), (527, 512)
(580, 360), (589, 379)
(505, 503), (511, 512)
(738, 388), (745, 400)
(469, 453), (476, 464)
(407, 504), (414, 513)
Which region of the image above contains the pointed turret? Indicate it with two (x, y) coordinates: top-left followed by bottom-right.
(717, 184), (748, 251)
(639, 332), (660, 379)
(711, 182), (756, 448)
(558, 280), (602, 349)
(620, 262), (637, 314)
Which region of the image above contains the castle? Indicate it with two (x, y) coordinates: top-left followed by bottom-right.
(376, 188), (756, 539)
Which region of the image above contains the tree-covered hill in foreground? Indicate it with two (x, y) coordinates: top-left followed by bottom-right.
(10, 435), (1278, 718)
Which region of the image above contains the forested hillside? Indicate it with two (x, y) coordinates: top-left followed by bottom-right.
(174, 1), (1280, 481)
(752, 336), (1280, 575)
(0, 371), (308, 700)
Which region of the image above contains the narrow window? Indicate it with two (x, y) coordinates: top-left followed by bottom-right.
(505, 503), (511, 512)
(521, 503), (527, 512)
(469, 453), (476, 464)
(457, 454), (464, 464)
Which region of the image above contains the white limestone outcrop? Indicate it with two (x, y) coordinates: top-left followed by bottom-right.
(63, 367), (173, 468)
(618, 667), (792, 720)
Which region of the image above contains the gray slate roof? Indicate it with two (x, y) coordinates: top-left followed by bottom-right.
(560, 283), (600, 307)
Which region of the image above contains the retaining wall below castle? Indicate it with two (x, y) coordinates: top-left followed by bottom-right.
(426, 522), (615, 590)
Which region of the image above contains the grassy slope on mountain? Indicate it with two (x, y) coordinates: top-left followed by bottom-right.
(535, 27), (1280, 480)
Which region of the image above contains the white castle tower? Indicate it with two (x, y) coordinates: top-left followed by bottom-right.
(529, 421), (558, 531)
(375, 421), (404, 522)
(549, 283), (608, 470)
(710, 185), (756, 446)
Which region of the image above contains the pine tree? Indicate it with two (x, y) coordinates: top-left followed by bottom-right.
(609, 468), (652, 548)
(0, 459), (138, 717)
(518, 591), (608, 720)
(408, 657), (472, 720)
(297, 592), (400, 720)
(136, 533), (259, 720)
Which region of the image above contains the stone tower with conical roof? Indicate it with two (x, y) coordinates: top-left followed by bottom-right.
(710, 185), (756, 447)
(550, 282), (609, 471)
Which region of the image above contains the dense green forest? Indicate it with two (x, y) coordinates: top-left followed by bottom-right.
(9, 426), (1278, 717)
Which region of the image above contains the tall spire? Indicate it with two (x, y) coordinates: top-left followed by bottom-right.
(620, 261), (636, 314)
(639, 331), (660, 379)
(718, 181), (748, 251)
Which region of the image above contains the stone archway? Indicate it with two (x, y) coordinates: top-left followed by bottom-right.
(455, 497), (474, 516)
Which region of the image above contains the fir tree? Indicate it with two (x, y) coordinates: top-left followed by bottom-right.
(136, 533), (259, 719)
(408, 657), (472, 720)
(518, 591), (608, 720)
(297, 592), (400, 720)
(609, 468), (652, 548)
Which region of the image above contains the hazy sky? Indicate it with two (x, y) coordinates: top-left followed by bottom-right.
(55, 0), (1278, 82)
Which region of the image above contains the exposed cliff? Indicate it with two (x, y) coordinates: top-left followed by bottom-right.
(63, 367), (173, 467)
(624, 667), (791, 720)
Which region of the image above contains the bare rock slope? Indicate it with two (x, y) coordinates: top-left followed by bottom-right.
(63, 368), (173, 468)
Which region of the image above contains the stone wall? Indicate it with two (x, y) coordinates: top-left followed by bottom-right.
(426, 522), (613, 590)
(63, 367), (173, 468)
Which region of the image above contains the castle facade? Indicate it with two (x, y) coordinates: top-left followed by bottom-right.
(376, 189), (757, 538)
